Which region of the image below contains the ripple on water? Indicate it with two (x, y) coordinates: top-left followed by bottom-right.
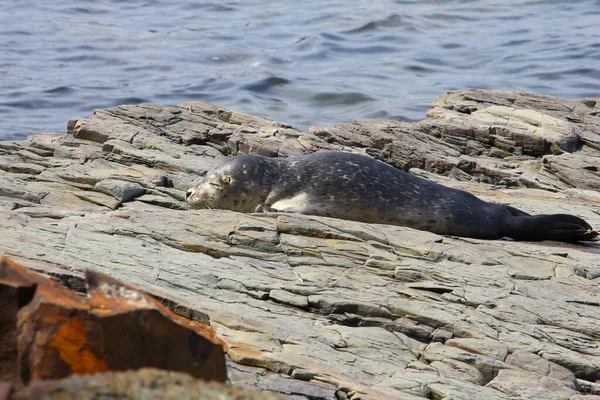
(43, 86), (74, 94)
(402, 64), (438, 74)
(182, 3), (236, 12)
(65, 6), (110, 15)
(55, 54), (128, 66)
(344, 13), (416, 34)
(311, 92), (375, 106)
(501, 39), (533, 47)
(324, 42), (399, 55)
(242, 77), (291, 93)
(113, 97), (149, 106)
(123, 65), (173, 73)
(1, 0), (599, 138)
(1, 99), (54, 110)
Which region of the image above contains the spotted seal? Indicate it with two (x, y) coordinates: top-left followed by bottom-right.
(186, 152), (598, 242)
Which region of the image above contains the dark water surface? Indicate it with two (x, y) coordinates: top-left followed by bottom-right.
(1, 0), (599, 140)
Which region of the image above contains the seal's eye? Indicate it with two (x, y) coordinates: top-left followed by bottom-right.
(209, 177), (221, 188)
(221, 175), (233, 184)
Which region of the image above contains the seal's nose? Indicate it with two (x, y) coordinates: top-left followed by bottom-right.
(186, 189), (192, 199)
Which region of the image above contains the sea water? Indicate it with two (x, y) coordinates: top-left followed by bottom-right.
(1, 0), (599, 139)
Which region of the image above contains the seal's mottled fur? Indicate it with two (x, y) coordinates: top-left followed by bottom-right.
(186, 152), (598, 242)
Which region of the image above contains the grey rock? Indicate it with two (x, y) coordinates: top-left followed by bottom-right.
(446, 338), (509, 361)
(430, 359), (486, 385)
(543, 153), (600, 190)
(421, 342), (511, 383)
(307, 294), (393, 318)
(135, 193), (188, 210)
(486, 369), (579, 400)
(269, 289), (309, 308)
(0, 155), (45, 175)
(505, 351), (577, 384)
(94, 178), (145, 203)
(576, 379), (600, 396)
(0, 175), (49, 203)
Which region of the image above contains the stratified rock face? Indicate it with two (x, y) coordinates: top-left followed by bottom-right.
(0, 90), (599, 399)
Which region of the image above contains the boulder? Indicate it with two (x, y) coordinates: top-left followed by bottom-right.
(0, 257), (226, 395)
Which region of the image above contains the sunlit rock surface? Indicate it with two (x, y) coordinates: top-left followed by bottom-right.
(1, 89), (599, 399)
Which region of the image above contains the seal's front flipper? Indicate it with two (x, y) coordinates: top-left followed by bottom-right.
(254, 204), (277, 213)
(268, 193), (311, 214)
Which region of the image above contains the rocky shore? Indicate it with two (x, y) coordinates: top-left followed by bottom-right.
(1, 89), (600, 399)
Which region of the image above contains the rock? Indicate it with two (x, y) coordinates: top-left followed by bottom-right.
(0, 257), (226, 387)
(430, 359), (486, 385)
(0, 260), (36, 392)
(505, 351), (577, 383)
(543, 153), (600, 190)
(571, 396), (600, 400)
(446, 338), (509, 361)
(420, 342), (509, 383)
(269, 289), (309, 308)
(94, 179), (145, 203)
(1, 89), (600, 399)
(486, 369), (579, 400)
(13, 368), (287, 400)
(577, 379), (600, 396)
(0, 382), (10, 400)
(135, 193), (187, 209)
(0, 175), (49, 204)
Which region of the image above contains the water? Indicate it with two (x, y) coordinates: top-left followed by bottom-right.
(1, 0), (599, 140)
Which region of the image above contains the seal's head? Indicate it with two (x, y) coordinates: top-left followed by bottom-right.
(186, 154), (277, 212)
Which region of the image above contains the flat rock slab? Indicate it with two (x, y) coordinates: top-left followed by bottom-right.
(1, 90), (600, 399)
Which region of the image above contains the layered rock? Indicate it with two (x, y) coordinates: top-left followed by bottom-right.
(0, 89), (599, 399)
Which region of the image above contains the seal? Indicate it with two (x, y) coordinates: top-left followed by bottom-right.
(186, 152), (598, 242)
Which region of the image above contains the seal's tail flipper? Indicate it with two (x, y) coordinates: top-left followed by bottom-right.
(511, 214), (598, 242)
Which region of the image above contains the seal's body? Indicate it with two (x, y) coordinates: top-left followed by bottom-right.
(186, 152), (598, 242)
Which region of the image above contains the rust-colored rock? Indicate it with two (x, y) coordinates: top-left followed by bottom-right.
(0, 258), (40, 389)
(0, 382), (11, 400)
(14, 259), (103, 384)
(0, 257), (227, 388)
(85, 270), (227, 382)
